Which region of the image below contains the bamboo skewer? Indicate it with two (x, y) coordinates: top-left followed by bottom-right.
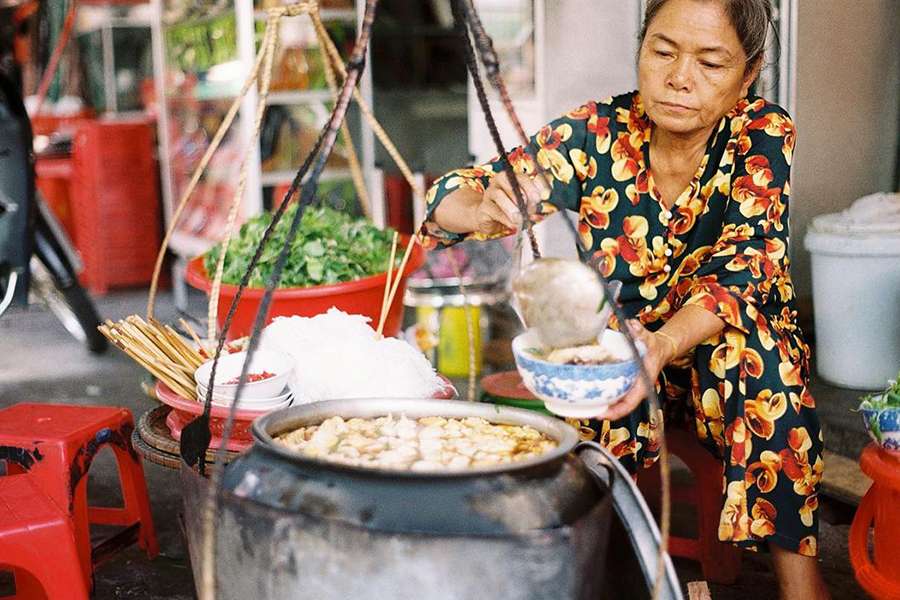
(376, 232), (399, 337)
(380, 235), (417, 336)
(180, 318), (212, 358)
(98, 316), (203, 400)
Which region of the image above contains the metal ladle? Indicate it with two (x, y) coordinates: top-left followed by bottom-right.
(511, 257), (621, 349)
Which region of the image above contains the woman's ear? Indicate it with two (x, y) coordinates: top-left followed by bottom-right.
(741, 58), (763, 96)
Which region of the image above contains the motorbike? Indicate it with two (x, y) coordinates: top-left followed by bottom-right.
(0, 69), (107, 353)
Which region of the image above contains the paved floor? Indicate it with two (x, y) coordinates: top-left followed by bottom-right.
(0, 288), (871, 599)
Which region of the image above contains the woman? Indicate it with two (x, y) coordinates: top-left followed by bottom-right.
(421, 0), (828, 598)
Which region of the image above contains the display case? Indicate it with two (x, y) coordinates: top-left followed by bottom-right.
(76, 3), (154, 113)
(149, 0), (377, 272)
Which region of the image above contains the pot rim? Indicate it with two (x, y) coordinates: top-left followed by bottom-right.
(251, 398), (581, 479)
(184, 234), (425, 299)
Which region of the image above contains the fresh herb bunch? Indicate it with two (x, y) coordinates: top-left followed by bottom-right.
(204, 204), (397, 288)
(858, 372), (900, 410)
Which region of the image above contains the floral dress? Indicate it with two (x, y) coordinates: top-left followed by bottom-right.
(420, 92), (823, 557)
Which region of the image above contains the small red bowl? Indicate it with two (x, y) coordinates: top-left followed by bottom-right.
(156, 381), (263, 452)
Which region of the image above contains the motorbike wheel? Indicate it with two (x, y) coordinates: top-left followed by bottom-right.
(29, 258), (108, 354)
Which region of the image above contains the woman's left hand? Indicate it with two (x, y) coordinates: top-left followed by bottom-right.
(601, 320), (673, 421)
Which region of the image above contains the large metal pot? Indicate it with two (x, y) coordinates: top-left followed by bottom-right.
(180, 399), (682, 599)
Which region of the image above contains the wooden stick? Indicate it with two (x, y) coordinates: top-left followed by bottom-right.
(376, 231), (399, 337)
(380, 235), (417, 337)
(181, 319), (210, 358)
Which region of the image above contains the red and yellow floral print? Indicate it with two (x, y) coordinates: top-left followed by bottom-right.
(535, 123), (576, 184)
(421, 92), (821, 557)
(750, 498), (778, 538)
(578, 185), (619, 246)
(748, 111), (796, 164)
(719, 481), (751, 542)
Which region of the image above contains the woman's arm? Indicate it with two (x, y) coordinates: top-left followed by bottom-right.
(419, 100), (608, 248)
(433, 172), (547, 235)
(603, 306), (725, 421)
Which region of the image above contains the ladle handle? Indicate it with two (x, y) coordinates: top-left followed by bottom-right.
(576, 441), (684, 600)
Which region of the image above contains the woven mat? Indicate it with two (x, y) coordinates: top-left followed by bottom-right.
(134, 406), (238, 470)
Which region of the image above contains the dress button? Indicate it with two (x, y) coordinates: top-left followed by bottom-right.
(663, 264), (671, 273)
(664, 210), (673, 220)
(664, 248), (673, 257)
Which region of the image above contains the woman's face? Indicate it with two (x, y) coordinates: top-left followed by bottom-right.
(638, 0), (759, 137)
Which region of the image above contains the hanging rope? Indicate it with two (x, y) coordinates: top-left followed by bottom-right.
(456, 1), (671, 596)
(145, 5), (293, 320)
(314, 12), (372, 218)
(195, 4), (380, 599)
(450, 0), (540, 260)
(310, 11), (424, 205)
(205, 15), (280, 341)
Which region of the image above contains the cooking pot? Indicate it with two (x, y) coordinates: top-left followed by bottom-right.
(180, 399), (682, 599)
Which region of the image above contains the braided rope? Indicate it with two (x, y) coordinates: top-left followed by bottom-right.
(205, 15), (280, 341)
(146, 9), (278, 320)
(458, 2), (671, 596)
(310, 11), (424, 204)
(195, 4), (380, 599)
(315, 10), (372, 218)
(450, 0), (540, 260)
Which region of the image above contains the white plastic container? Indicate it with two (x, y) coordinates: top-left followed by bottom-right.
(803, 192), (900, 389)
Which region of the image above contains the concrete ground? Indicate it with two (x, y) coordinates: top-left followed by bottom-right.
(0, 287), (871, 599)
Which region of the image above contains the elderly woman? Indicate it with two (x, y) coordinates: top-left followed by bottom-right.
(421, 0), (828, 597)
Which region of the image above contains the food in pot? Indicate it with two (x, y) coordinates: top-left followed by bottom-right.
(275, 415), (558, 471)
(224, 370), (276, 385)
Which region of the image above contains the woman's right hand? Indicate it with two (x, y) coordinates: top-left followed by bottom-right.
(472, 171), (549, 236)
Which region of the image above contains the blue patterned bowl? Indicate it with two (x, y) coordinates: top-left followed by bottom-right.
(512, 329), (645, 418)
(860, 401), (900, 451)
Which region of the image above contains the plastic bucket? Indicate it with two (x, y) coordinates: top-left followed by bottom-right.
(803, 195), (900, 390)
(185, 237), (425, 340)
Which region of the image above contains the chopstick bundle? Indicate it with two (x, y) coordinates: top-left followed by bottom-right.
(99, 316), (206, 399)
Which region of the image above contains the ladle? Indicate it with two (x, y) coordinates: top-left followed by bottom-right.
(511, 257), (621, 349)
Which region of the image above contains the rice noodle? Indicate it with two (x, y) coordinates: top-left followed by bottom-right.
(260, 309), (445, 403)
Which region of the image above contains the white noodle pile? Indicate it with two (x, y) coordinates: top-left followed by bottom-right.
(259, 308), (445, 403)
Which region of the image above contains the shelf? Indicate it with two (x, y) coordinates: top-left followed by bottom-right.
(265, 89), (334, 105)
(253, 8), (356, 22)
(259, 167), (351, 186)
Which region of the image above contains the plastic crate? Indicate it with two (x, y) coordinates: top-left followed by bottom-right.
(70, 118), (161, 294)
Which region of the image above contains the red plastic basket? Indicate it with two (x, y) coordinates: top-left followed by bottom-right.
(184, 236), (426, 340)
(70, 118), (161, 294)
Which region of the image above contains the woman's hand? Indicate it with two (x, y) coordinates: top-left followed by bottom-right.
(472, 172), (547, 236)
(601, 320), (678, 421)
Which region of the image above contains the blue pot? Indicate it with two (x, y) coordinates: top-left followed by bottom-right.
(860, 401), (900, 451)
(512, 329), (645, 419)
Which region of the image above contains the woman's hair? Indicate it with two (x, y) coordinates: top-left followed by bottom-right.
(639, 0), (775, 71)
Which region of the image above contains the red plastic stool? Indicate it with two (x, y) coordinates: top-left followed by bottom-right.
(0, 473), (90, 599)
(850, 444), (900, 600)
(0, 403), (158, 589)
(639, 428), (742, 584)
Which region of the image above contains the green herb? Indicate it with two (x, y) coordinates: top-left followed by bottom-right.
(204, 205), (397, 288)
(858, 371), (900, 411)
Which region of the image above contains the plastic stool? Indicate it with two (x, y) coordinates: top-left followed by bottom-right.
(850, 444), (900, 600)
(638, 428), (742, 584)
(0, 473), (90, 599)
(0, 403), (158, 588)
